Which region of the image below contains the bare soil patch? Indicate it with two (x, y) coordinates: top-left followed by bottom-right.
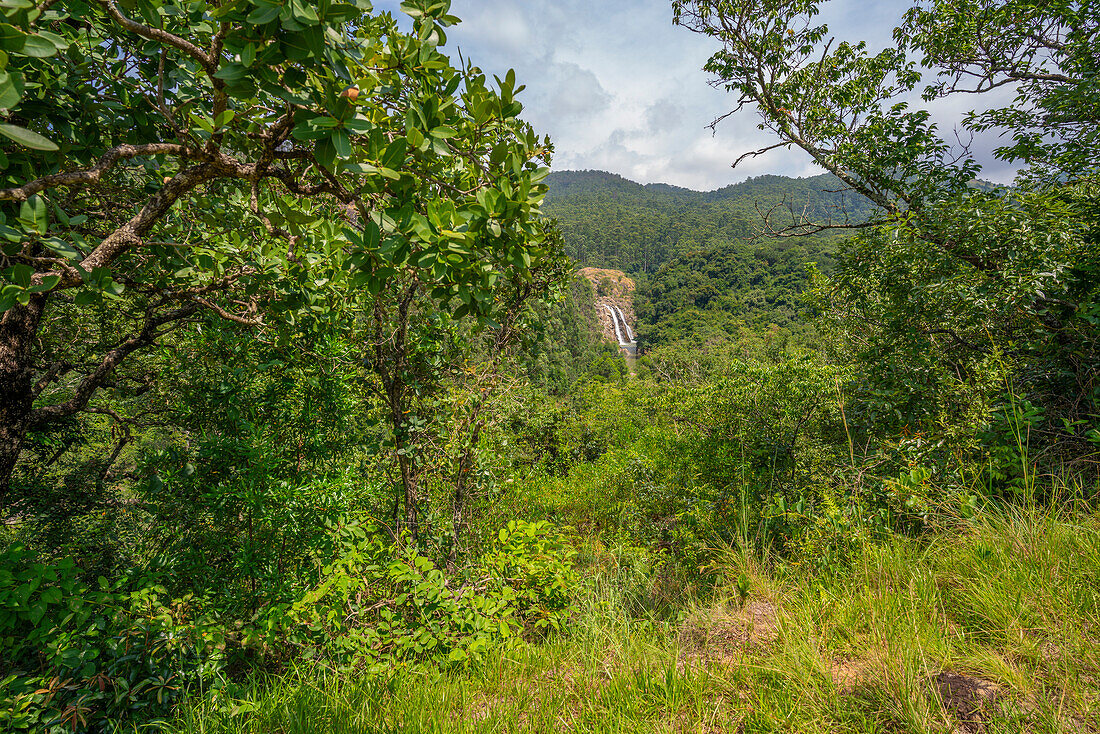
(933, 671), (1004, 732)
(678, 600), (779, 669)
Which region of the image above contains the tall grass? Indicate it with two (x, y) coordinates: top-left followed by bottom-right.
(172, 506), (1100, 734)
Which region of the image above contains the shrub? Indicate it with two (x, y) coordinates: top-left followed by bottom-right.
(0, 545), (225, 733)
(266, 520), (577, 671)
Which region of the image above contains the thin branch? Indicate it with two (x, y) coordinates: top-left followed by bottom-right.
(190, 296), (263, 326)
(0, 143), (194, 202)
(99, 0), (214, 72)
(31, 361), (73, 398)
(732, 141), (792, 169)
(28, 303), (200, 427)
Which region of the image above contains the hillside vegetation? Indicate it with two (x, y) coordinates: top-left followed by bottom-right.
(543, 170), (875, 275)
(545, 170), (859, 354)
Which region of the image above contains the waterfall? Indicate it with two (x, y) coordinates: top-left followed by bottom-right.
(603, 304), (628, 345)
(614, 305), (634, 342)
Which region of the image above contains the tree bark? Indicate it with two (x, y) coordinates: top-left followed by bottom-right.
(0, 295), (46, 499)
(448, 416), (485, 569)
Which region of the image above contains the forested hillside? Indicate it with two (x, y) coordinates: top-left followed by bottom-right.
(544, 169), (875, 274)
(545, 170), (861, 352)
(633, 239), (822, 353)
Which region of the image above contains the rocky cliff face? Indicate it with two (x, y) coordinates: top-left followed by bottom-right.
(577, 267), (635, 348)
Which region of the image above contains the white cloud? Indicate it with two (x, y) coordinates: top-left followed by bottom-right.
(542, 62), (613, 120)
(377, 0), (1020, 189)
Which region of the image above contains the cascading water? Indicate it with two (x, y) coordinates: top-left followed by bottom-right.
(603, 304), (628, 345)
(614, 305), (633, 342)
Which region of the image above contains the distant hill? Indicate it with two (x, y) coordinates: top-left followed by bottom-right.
(543, 170), (877, 353)
(543, 170), (877, 275)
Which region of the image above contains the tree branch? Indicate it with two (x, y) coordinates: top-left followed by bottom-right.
(31, 361), (73, 398)
(0, 143), (194, 202)
(99, 0), (214, 72)
(190, 296), (263, 326)
(28, 303), (200, 427)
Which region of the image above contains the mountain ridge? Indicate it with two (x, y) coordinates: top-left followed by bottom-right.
(544, 169), (844, 204)
(541, 168), (875, 276)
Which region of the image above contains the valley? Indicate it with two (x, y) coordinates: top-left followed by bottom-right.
(548, 171), (842, 357)
(577, 266), (637, 355)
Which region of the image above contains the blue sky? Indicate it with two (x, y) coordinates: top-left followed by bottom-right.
(376, 0), (1017, 191)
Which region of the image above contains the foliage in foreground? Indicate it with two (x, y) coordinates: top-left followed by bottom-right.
(673, 0), (1100, 480)
(0, 0), (557, 497)
(171, 506), (1100, 734)
(0, 519), (576, 733)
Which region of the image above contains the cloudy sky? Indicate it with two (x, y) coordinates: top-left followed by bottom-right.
(376, 0), (1017, 191)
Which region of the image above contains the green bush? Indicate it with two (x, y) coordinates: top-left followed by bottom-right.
(265, 520), (577, 671)
(486, 520), (577, 635)
(0, 545), (225, 733)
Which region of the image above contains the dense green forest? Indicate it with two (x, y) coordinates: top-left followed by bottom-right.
(544, 169), (875, 275)
(1, 0), (1098, 732)
(544, 170), (852, 353)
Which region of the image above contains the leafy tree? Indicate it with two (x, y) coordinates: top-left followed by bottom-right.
(673, 0), (1100, 476)
(672, 0), (987, 227)
(900, 0), (1100, 183)
(671, 0), (1097, 234)
(0, 0), (554, 495)
(359, 223), (567, 544)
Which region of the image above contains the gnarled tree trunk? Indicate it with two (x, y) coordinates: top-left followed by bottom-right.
(0, 295), (46, 498)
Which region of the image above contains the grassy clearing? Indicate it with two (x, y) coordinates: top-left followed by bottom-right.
(173, 507), (1100, 733)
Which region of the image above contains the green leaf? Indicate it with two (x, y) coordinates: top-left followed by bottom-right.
(21, 195), (46, 234)
(4, 263), (32, 287)
(381, 139), (408, 170)
(214, 109), (236, 129)
(29, 274), (60, 293)
(0, 23), (25, 51)
(331, 128), (351, 159)
(309, 116), (340, 130)
(28, 601), (46, 626)
(315, 137), (337, 170)
(289, 0), (318, 23)
(35, 30), (67, 52)
(342, 162), (379, 175)
(74, 290), (98, 306)
(41, 237), (79, 259)
(0, 123), (57, 150)
(18, 34), (57, 58)
(344, 118), (373, 134)
(189, 113), (215, 134)
(246, 3), (282, 24)
(0, 69), (22, 109)
(213, 62), (247, 82)
(101, 278), (124, 299)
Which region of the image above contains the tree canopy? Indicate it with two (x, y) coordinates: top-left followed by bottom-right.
(674, 0), (1100, 469)
(0, 0), (557, 492)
